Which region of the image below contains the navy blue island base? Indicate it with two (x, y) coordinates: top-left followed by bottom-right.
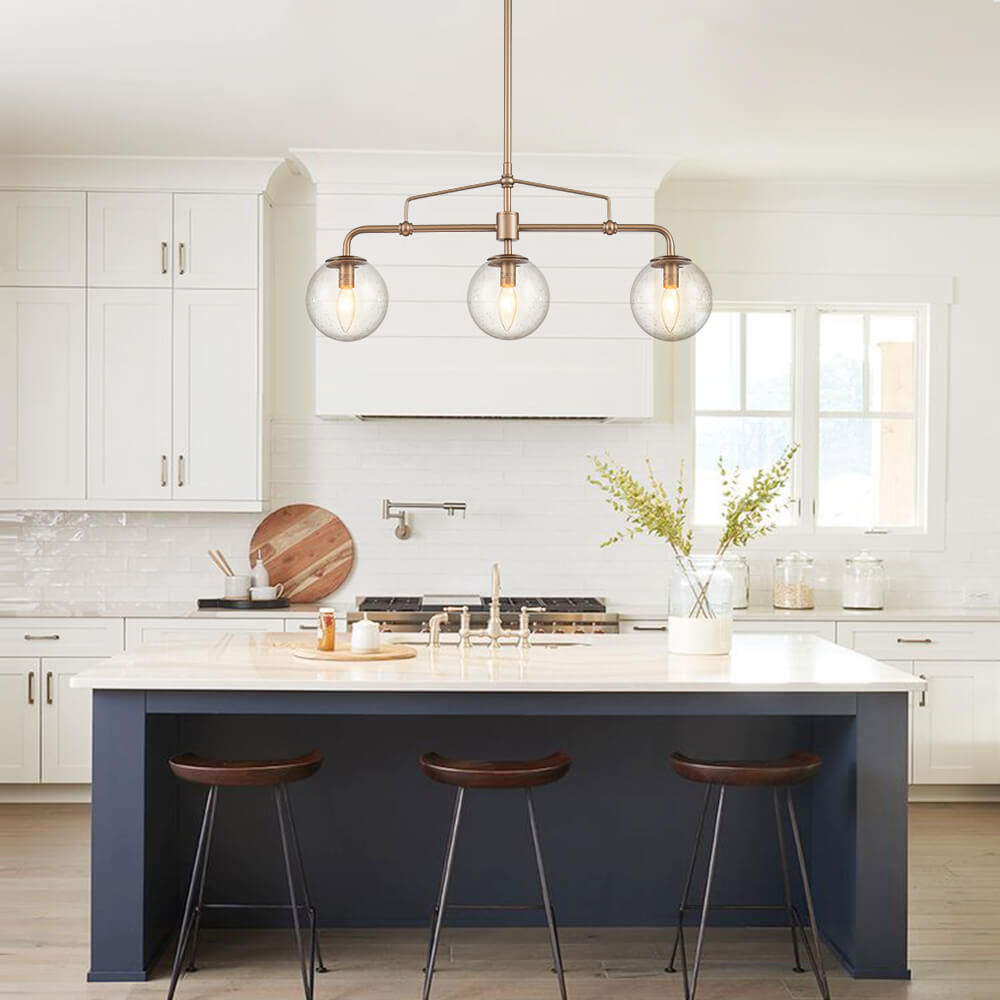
(87, 687), (909, 983)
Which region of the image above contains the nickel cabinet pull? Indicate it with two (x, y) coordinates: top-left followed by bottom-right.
(633, 625), (667, 632)
(24, 633), (60, 641)
(46, 671), (53, 705)
(161, 454), (168, 488)
(897, 637), (933, 644)
(177, 454), (185, 487)
(178, 242), (186, 275)
(160, 241), (168, 274)
(27, 672), (34, 705)
(918, 674), (927, 707)
(298, 624), (315, 630)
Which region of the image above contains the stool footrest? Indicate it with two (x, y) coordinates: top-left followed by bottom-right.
(446, 903), (544, 911)
(200, 902), (315, 911)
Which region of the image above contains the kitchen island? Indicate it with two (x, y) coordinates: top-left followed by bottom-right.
(72, 632), (922, 983)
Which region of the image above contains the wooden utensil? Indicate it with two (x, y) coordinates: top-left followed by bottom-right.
(215, 550), (236, 576)
(249, 504), (355, 603)
(207, 550), (231, 576)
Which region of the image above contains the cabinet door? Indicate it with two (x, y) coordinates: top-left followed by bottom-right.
(88, 192), (172, 287)
(912, 660), (1000, 784)
(87, 289), (173, 499)
(0, 191), (86, 286)
(735, 620), (838, 642)
(41, 658), (94, 783)
(172, 289), (259, 501)
(173, 194), (257, 289)
(0, 660), (40, 782)
(0, 288), (86, 500)
(882, 659), (915, 784)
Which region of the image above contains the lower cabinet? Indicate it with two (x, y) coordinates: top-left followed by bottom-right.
(838, 622), (1000, 785)
(126, 617), (279, 649)
(620, 618), (837, 642)
(0, 657), (95, 783)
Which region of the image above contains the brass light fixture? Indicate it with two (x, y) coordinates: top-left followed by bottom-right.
(306, 0), (712, 343)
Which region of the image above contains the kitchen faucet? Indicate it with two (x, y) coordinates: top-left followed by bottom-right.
(427, 563), (543, 649)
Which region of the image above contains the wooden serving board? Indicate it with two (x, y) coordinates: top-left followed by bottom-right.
(291, 640), (418, 662)
(249, 504), (354, 603)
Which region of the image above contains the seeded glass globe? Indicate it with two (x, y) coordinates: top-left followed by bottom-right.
(306, 257), (388, 342)
(629, 256), (712, 342)
(467, 255), (549, 340)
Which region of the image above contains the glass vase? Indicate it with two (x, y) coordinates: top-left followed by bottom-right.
(668, 554), (734, 655)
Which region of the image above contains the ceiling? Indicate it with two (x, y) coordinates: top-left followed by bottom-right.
(3, 0), (999, 181)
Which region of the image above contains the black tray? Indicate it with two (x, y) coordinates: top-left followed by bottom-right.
(197, 597), (290, 611)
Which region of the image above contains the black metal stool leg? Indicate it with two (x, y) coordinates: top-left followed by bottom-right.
(421, 786), (464, 1000)
(279, 784), (329, 974)
(688, 786), (725, 1000)
(786, 789), (831, 1000)
(667, 784), (713, 975)
(526, 789), (568, 1000)
(773, 789), (805, 974)
(165, 785), (217, 1000)
(275, 786), (313, 1000)
(184, 782), (218, 972)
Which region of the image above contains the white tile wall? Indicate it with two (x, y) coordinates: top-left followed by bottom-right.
(2, 417), (996, 611)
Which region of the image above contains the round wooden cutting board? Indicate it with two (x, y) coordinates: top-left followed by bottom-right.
(249, 504), (355, 603)
(291, 641), (418, 663)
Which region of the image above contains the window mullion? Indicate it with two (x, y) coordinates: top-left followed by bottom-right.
(798, 306), (820, 530)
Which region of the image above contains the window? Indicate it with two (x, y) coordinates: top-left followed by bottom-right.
(693, 304), (931, 540)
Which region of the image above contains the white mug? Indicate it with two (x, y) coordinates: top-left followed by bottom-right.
(250, 584), (285, 601)
(224, 575), (251, 599)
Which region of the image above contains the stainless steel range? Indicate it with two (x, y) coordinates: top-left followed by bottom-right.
(347, 595), (618, 634)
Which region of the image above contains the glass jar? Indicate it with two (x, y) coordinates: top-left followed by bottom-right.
(669, 555), (734, 655)
(841, 552), (886, 610)
(773, 552), (815, 610)
(723, 553), (750, 610)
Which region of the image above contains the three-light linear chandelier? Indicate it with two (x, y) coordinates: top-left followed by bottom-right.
(306, 0), (712, 344)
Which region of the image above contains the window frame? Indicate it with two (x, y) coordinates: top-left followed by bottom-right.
(680, 296), (946, 553)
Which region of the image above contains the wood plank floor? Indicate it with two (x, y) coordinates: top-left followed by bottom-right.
(1, 802), (998, 999)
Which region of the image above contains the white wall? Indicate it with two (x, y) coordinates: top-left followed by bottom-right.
(4, 179), (999, 611)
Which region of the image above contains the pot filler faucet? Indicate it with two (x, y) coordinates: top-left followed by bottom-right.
(382, 499), (467, 540)
(428, 563), (544, 649)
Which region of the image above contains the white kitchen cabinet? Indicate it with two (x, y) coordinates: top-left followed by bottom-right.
(911, 660), (1000, 784)
(620, 619), (837, 642)
(172, 289), (259, 501)
(173, 194), (257, 289)
(0, 288), (86, 500)
(0, 191), (86, 286)
(0, 660), (41, 783)
(86, 289), (173, 500)
(126, 618), (279, 649)
(40, 658), (94, 783)
(87, 192), (172, 287)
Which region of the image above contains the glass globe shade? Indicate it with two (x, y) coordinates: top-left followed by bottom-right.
(467, 255), (549, 340)
(629, 256), (712, 342)
(306, 257), (388, 342)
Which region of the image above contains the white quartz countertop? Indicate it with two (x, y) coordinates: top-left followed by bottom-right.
(70, 632), (925, 694)
(4, 602), (1000, 622)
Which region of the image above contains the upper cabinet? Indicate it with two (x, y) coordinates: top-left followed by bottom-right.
(0, 192), (86, 286)
(87, 192), (172, 287)
(173, 194), (258, 289)
(0, 288), (86, 501)
(0, 160), (275, 511)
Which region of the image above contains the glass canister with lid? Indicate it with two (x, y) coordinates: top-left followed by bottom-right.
(773, 551), (815, 610)
(841, 552), (886, 610)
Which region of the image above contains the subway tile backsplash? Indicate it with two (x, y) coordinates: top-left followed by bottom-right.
(1, 418), (996, 612)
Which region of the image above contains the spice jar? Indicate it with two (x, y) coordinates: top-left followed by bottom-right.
(841, 553), (886, 610)
(723, 553), (750, 610)
(773, 552), (815, 610)
(317, 607), (337, 651)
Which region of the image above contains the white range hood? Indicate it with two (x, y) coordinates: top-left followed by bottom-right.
(293, 149), (675, 419)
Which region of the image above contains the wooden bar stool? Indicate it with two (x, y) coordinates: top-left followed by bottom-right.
(165, 750), (328, 1000)
(665, 751), (831, 1000)
(419, 750), (572, 1000)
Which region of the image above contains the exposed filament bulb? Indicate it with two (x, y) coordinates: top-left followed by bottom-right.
(336, 286), (357, 334)
(660, 285), (681, 333)
(498, 283), (518, 331)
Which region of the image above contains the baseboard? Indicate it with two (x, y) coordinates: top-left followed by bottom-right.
(0, 784), (91, 803)
(909, 784), (1000, 803)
